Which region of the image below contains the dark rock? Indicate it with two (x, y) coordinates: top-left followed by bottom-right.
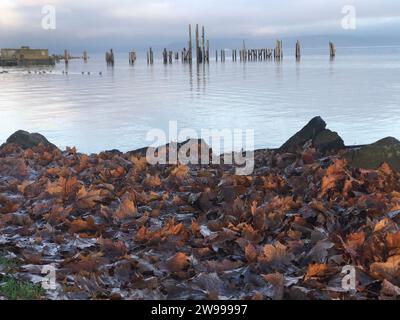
(4, 130), (57, 150)
(130, 139), (211, 163)
(280, 116), (327, 153)
(345, 137), (400, 170)
(313, 129), (345, 153)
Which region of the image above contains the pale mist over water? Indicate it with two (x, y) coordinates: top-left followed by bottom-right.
(0, 46), (400, 154)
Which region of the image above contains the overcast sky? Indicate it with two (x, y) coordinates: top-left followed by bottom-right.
(1, 0), (399, 52)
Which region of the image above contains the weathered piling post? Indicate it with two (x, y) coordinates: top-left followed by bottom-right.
(83, 51), (88, 63)
(129, 51), (137, 64)
(64, 50), (69, 65)
(188, 24), (193, 64)
(295, 40), (301, 61)
(147, 47), (154, 64)
(202, 26), (206, 64)
(216, 50), (218, 62)
(206, 40), (210, 63)
(329, 42), (336, 58)
(182, 48), (186, 62)
(106, 49), (114, 65)
(195, 24), (200, 64)
(111, 49), (114, 65)
(168, 51), (173, 64)
(163, 48), (168, 64)
(274, 40), (283, 60)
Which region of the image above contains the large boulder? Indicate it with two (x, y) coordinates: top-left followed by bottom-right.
(3, 130), (57, 150)
(313, 129), (345, 153)
(279, 117), (344, 153)
(345, 137), (400, 170)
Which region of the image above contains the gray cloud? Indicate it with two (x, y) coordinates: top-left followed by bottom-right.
(0, 0), (399, 52)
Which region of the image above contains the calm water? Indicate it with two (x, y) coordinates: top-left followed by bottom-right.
(1, 46), (400, 153)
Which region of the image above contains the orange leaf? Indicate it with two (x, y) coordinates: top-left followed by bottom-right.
(136, 226), (148, 242)
(245, 244), (258, 263)
(346, 231), (365, 251)
(190, 221), (200, 235)
(115, 196), (137, 220)
(46, 176), (78, 198)
(321, 159), (347, 195)
(170, 165), (189, 180)
(305, 263), (329, 280)
(167, 252), (189, 272)
(387, 232), (400, 250)
(262, 243), (287, 263)
(70, 216), (97, 233)
(76, 186), (101, 209)
(370, 255), (400, 284)
(130, 156), (148, 171)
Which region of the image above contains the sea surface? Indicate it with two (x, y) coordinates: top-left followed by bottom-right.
(1, 46), (400, 154)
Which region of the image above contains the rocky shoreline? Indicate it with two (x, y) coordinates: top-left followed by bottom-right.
(0, 117), (400, 300)
(3, 116), (400, 171)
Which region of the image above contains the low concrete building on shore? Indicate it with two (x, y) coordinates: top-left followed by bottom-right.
(0, 46), (55, 66)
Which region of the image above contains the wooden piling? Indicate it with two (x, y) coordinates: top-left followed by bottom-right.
(64, 50), (69, 64)
(202, 26), (206, 64)
(129, 51), (137, 64)
(195, 24), (200, 64)
(295, 40), (301, 60)
(163, 48), (168, 64)
(206, 40), (210, 63)
(188, 24), (193, 64)
(329, 42), (336, 58)
(274, 40), (283, 60)
(147, 47), (154, 65)
(83, 51), (88, 63)
(106, 49), (114, 65)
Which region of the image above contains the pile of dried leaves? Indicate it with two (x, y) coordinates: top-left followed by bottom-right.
(0, 140), (400, 300)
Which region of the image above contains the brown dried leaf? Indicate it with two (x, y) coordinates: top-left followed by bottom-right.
(305, 263), (329, 280)
(76, 186), (101, 209)
(167, 252), (189, 272)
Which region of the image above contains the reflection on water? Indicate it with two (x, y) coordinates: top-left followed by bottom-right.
(0, 47), (400, 153)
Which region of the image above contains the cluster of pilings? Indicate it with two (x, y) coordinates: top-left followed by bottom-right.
(61, 50), (89, 64)
(60, 39), (338, 68)
(239, 48), (273, 62)
(105, 49), (114, 65)
(182, 24), (210, 64)
(162, 49), (174, 64)
(216, 50), (227, 62)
